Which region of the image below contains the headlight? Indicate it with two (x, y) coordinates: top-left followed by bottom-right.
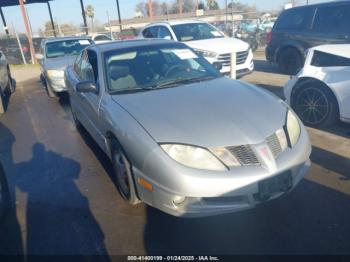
(161, 144), (227, 171)
(47, 70), (64, 78)
(193, 49), (218, 58)
(286, 110), (301, 147)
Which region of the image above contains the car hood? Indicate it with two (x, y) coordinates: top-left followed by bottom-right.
(185, 37), (249, 54)
(112, 77), (287, 148)
(44, 56), (77, 71)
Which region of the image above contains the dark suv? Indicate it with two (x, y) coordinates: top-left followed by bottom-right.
(266, 1), (350, 74)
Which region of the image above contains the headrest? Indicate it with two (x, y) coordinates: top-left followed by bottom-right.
(109, 65), (130, 80)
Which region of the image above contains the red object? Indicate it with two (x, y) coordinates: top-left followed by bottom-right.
(267, 31), (273, 45)
(22, 46), (29, 53)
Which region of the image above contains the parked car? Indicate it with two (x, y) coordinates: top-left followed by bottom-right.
(0, 161), (9, 220)
(139, 20), (254, 78)
(259, 18), (276, 32)
(91, 33), (113, 44)
(118, 28), (139, 40)
(266, 1), (350, 75)
(36, 36), (93, 97)
(0, 50), (15, 115)
(284, 44), (350, 127)
(65, 39), (311, 217)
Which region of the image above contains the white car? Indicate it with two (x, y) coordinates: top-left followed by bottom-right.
(139, 20), (254, 77)
(91, 34), (113, 44)
(284, 44), (350, 127)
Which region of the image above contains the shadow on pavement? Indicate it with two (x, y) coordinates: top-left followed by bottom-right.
(311, 146), (350, 180)
(143, 178), (350, 254)
(0, 122), (110, 259)
(253, 59), (287, 75)
(318, 122), (350, 140)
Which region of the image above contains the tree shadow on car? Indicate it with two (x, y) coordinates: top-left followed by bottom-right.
(143, 178), (350, 255)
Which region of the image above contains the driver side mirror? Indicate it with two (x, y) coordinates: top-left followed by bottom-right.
(213, 62), (223, 71)
(76, 81), (97, 93)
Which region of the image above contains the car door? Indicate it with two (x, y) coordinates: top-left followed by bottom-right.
(74, 49), (106, 149)
(309, 3), (350, 46)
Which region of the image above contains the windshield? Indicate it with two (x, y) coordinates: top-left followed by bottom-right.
(45, 39), (92, 58)
(104, 43), (221, 93)
(171, 23), (224, 42)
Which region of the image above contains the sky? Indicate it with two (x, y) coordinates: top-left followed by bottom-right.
(0, 0), (333, 34)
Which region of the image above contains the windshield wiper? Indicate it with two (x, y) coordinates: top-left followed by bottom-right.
(109, 86), (153, 95)
(151, 75), (216, 89)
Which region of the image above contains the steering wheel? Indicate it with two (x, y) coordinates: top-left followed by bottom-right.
(165, 64), (188, 77)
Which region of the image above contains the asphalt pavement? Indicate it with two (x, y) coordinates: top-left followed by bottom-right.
(0, 58), (349, 256)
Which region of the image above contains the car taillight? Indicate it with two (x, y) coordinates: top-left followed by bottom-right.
(267, 31), (273, 45)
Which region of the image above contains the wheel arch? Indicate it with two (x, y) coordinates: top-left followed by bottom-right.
(276, 44), (305, 64)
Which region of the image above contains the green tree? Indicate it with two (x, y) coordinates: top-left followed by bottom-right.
(207, 0), (219, 10)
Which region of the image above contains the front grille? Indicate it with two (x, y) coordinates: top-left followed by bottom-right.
(266, 133), (282, 158)
(227, 145), (260, 166)
(217, 50), (249, 67)
(236, 50), (249, 65)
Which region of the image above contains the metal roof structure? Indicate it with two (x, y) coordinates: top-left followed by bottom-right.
(0, 0), (51, 7)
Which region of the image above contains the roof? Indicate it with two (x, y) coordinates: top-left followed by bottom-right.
(147, 19), (207, 26)
(284, 0), (350, 10)
(311, 44), (350, 59)
(93, 38), (182, 53)
(0, 0), (51, 7)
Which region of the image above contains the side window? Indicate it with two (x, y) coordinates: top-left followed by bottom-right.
(74, 52), (83, 76)
(87, 50), (98, 82)
(78, 51), (95, 82)
(311, 50), (350, 67)
(312, 5), (350, 33)
(142, 26), (159, 38)
(158, 26), (172, 39)
(274, 8), (308, 30)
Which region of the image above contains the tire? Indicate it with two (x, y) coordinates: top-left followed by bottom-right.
(0, 88), (5, 115)
(111, 139), (140, 205)
(6, 68), (15, 94)
(278, 48), (303, 75)
(291, 80), (339, 127)
(44, 79), (57, 98)
(0, 164), (10, 220)
(70, 103), (82, 130)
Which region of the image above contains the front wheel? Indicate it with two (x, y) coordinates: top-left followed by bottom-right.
(111, 140), (140, 205)
(278, 48), (303, 75)
(6, 69), (15, 94)
(44, 79), (57, 98)
(291, 80), (339, 127)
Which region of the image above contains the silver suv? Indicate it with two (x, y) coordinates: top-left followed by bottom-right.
(0, 51), (15, 115)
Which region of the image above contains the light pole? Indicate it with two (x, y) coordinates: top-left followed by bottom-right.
(115, 0), (122, 32)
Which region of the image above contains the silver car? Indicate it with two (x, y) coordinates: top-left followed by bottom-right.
(0, 50), (15, 115)
(65, 39), (311, 217)
(36, 36), (93, 97)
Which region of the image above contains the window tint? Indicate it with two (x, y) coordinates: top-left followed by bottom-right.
(171, 23), (224, 42)
(274, 8), (308, 30)
(158, 26), (172, 39)
(142, 27), (159, 38)
(311, 50), (350, 67)
(87, 50), (98, 81)
(312, 4), (350, 33)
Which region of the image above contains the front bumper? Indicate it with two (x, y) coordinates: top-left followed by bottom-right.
(46, 76), (67, 92)
(133, 127), (311, 217)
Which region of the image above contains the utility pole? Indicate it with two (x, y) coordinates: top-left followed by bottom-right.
(225, 0), (227, 25)
(115, 0), (122, 32)
(79, 0), (88, 34)
(0, 7), (9, 37)
(179, 0), (183, 17)
(148, 0), (153, 21)
(18, 0), (36, 64)
(47, 2), (56, 37)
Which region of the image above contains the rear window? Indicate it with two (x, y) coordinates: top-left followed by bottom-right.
(312, 4), (350, 33)
(274, 8), (308, 30)
(311, 50), (350, 67)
